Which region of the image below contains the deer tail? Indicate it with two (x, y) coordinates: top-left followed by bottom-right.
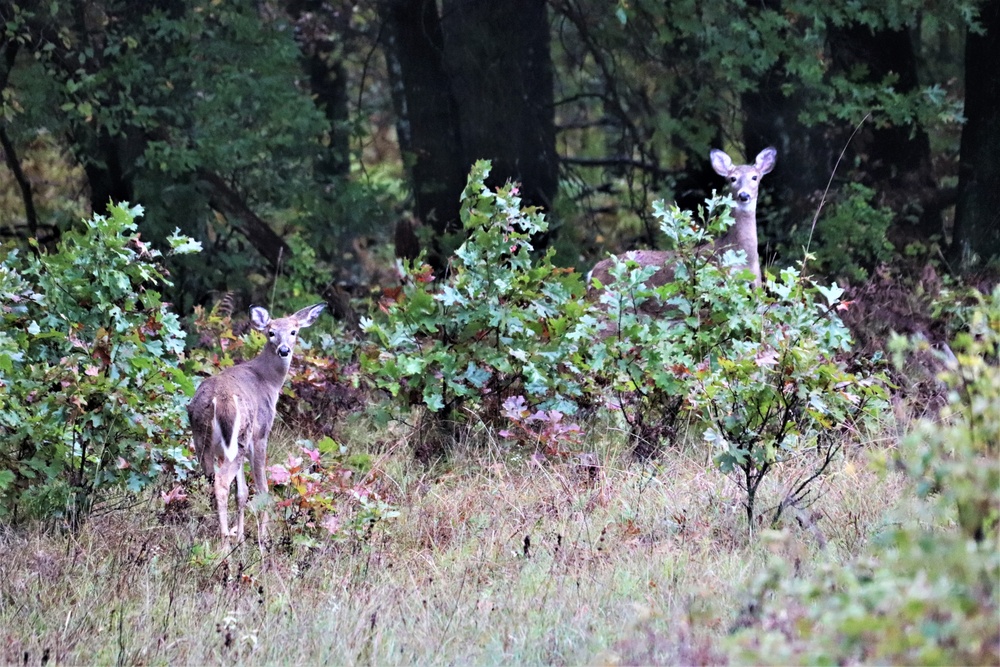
(212, 394), (242, 462)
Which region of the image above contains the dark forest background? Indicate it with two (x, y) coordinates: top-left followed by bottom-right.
(2, 0), (998, 315)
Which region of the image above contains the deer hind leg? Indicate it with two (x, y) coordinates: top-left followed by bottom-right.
(234, 456), (248, 542)
(213, 455), (242, 541)
(211, 393), (244, 542)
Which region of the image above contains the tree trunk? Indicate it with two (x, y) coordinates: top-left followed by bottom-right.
(0, 40), (39, 240)
(827, 23), (941, 244)
(379, 0), (467, 270)
(440, 0), (559, 214)
(951, 0), (1000, 270)
(742, 70), (834, 252)
(286, 0), (351, 179)
(81, 130), (139, 216)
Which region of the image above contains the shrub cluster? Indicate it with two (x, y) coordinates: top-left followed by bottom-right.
(363, 162), (887, 526)
(0, 203), (199, 525)
(729, 287), (999, 665)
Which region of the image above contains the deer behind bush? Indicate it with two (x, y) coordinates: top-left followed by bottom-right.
(589, 147), (777, 294)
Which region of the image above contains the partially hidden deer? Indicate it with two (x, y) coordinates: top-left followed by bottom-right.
(589, 147), (777, 301)
(188, 303), (325, 548)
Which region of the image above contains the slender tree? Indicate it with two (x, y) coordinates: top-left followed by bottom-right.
(378, 0), (467, 266)
(952, 0), (1000, 269)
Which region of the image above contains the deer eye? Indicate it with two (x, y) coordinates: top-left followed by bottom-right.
(291, 330), (298, 336)
(268, 330), (275, 338)
(730, 176), (737, 183)
(752, 175), (758, 181)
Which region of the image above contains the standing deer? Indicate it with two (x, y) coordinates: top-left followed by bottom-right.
(188, 303), (325, 548)
(589, 147), (777, 295)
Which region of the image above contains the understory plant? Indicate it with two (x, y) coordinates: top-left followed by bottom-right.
(361, 161), (587, 436)
(361, 162), (885, 525)
(584, 198), (888, 527)
(0, 203), (200, 525)
(266, 437), (397, 549)
(728, 286), (999, 665)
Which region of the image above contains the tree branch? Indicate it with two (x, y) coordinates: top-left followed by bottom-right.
(561, 155), (667, 177)
(0, 126), (39, 238)
(0, 41), (40, 241)
(195, 169), (291, 271)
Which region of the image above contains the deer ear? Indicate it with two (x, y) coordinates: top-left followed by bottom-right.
(755, 147), (777, 175)
(293, 303), (326, 328)
(710, 149), (734, 177)
(249, 306), (271, 330)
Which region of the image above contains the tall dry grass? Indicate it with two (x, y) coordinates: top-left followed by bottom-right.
(1, 419), (912, 665)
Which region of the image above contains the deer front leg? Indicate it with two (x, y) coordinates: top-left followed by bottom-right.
(250, 436), (271, 546)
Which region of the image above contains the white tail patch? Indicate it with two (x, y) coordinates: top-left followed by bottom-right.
(212, 394), (241, 462)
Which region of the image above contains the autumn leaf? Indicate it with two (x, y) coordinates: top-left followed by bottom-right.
(268, 464), (291, 485)
(161, 485), (188, 505)
(755, 349), (779, 367)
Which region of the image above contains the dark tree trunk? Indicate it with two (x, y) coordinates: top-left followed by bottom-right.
(951, 0), (1000, 270)
(379, 0), (558, 269)
(739, 0), (834, 260)
(286, 0), (351, 179)
(379, 0), (467, 270)
(440, 0), (559, 214)
(0, 40), (39, 240)
(827, 23), (941, 244)
(82, 130), (138, 215)
(742, 71), (834, 254)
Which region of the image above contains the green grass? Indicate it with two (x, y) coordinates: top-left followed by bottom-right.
(0, 421), (917, 665)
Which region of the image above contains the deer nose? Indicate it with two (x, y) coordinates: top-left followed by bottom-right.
(278, 345), (291, 357)
(738, 191), (752, 203)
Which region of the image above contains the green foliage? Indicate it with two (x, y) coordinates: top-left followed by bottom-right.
(798, 183), (897, 281)
(2, 0), (373, 311)
(730, 529), (998, 665)
(551, 0), (976, 268)
(692, 267), (886, 525)
(892, 285), (1000, 542)
(361, 161), (588, 421)
(0, 203), (199, 525)
(583, 198), (749, 446)
(362, 171), (885, 529)
(586, 199), (887, 522)
(728, 288), (1000, 665)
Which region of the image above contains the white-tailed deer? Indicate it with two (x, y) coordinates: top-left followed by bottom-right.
(188, 303), (325, 548)
(589, 147), (777, 295)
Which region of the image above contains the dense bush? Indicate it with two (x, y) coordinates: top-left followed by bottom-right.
(584, 199), (887, 524)
(729, 287), (999, 664)
(362, 165), (885, 527)
(360, 161), (588, 425)
(0, 203), (199, 525)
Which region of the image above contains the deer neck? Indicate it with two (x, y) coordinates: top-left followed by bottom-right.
(714, 205), (761, 285)
(246, 348), (293, 394)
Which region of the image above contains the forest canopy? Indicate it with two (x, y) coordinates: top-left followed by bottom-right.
(1, 0), (998, 312)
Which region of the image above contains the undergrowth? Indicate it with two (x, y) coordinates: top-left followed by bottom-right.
(0, 421), (908, 666)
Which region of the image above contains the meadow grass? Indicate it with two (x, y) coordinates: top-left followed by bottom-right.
(1, 418), (913, 666)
